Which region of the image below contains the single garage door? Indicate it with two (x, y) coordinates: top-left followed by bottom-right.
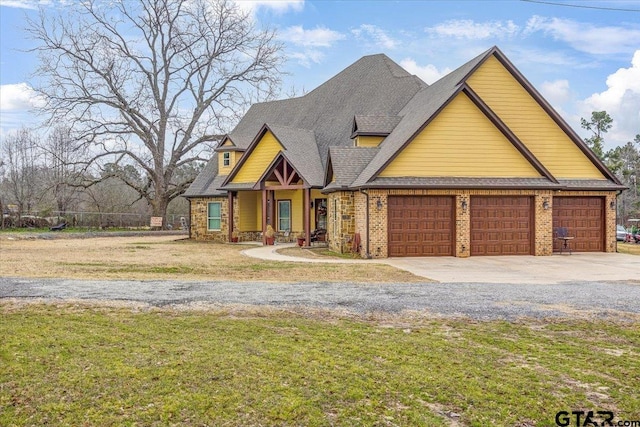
(553, 197), (603, 252)
(471, 196), (533, 255)
(388, 196), (454, 257)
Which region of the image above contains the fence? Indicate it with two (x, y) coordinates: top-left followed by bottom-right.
(4, 211), (188, 229)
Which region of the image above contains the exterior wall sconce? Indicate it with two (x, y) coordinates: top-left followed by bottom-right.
(376, 198), (383, 210)
(542, 199), (550, 210)
(310, 200), (314, 208)
(461, 200), (468, 213)
(610, 200), (616, 210)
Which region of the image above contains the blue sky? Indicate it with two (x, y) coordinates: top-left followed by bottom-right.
(1, 0), (639, 149)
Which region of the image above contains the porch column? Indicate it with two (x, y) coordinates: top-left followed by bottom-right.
(227, 191), (234, 242)
(261, 189), (267, 245)
(269, 190), (276, 228)
(304, 187), (311, 247)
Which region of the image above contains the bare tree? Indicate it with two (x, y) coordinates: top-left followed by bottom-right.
(27, 0), (283, 226)
(0, 128), (42, 219)
(40, 125), (84, 215)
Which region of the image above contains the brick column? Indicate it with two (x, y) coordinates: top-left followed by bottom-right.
(455, 194), (470, 257)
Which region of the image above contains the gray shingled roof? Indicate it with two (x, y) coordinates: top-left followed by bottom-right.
(324, 147), (379, 191)
(557, 179), (626, 190)
(263, 124), (324, 187)
(360, 177), (624, 190)
(185, 54), (425, 197)
(352, 115), (402, 136)
(187, 48), (622, 197)
(225, 54), (425, 168)
(183, 154), (227, 197)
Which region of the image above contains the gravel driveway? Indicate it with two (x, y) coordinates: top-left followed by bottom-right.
(1, 277), (639, 320)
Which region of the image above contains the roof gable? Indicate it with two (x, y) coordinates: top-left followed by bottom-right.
(228, 126), (284, 184)
(378, 92), (543, 178)
(466, 53), (613, 180)
(223, 124), (324, 188)
(352, 47), (620, 188)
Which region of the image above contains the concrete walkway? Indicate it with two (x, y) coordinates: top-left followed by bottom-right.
(242, 244), (640, 284)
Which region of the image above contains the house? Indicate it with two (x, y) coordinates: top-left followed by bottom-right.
(184, 46), (624, 258)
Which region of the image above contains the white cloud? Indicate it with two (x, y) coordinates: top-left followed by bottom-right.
(234, 0), (304, 14)
(399, 58), (451, 85)
(580, 50), (640, 147)
(0, 83), (43, 111)
(0, 0), (41, 9)
(540, 79), (571, 105)
(281, 25), (345, 47)
(280, 25), (344, 67)
(426, 19), (520, 40)
(525, 16), (640, 55)
(287, 50), (325, 67)
(351, 24), (398, 50)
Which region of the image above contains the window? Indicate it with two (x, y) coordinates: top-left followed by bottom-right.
(207, 202), (221, 230)
(223, 152), (230, 167)
(278, 200), (291, 232)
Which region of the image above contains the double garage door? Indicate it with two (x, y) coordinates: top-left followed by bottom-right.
(388, 195), (604, 257)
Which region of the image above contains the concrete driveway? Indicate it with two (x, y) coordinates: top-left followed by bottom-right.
(243, 244), (640, 284)
(387, 252), (640, 284)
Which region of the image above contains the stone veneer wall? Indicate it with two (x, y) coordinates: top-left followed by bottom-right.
(331, 189), (617, 258)
(189, 196), (238, 242)
(327, 191), (355, 253)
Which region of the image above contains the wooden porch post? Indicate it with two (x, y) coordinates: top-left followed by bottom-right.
(304, 187), (311, 247)
(227, 191), (234, 242)
(261, 189), (267, 245)
(269, 190), (276, 228)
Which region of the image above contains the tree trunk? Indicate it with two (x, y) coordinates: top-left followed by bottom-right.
(151, 196), (170, 229)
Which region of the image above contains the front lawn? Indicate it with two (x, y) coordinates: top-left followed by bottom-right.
(1, 304), (638, 426)
(0, 235), (420, 283)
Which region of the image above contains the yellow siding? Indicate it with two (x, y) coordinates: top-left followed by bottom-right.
(467, 55), (604, 179)
(356, 136), (384, 147)
(238, 191), (258, 231)
(222, 139), (234, 147)
(218, 151), (239, 176)
(275, 190), (303, 232)
(232, 130), (282, 183)
(380, 93), (541, 177)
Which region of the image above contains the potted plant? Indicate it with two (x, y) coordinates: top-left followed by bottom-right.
(296, 232), (305, 247)
(231, 229), (239, 243)
(265, 225), (275, 245)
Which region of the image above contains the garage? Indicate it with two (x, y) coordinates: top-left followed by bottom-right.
(552, 197), (604, 252)
(388, 196), (454, 257)
(470, 196), (533, 256)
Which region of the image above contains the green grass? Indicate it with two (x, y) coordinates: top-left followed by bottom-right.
(1, 305), (639, 426)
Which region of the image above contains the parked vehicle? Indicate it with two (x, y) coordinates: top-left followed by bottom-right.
(617, 225), (627, 241)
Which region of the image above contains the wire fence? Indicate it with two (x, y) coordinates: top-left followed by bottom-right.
(3, 211), (188, 229)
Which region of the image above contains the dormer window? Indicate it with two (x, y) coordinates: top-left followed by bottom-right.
(223, 152), (230, 167)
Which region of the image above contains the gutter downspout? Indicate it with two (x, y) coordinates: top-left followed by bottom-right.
(359, 189), (372, 259)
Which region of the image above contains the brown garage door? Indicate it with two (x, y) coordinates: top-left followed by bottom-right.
(388, 196), (454, 257)
(553, 197), (603, 252)
(471, 196), (533, 256)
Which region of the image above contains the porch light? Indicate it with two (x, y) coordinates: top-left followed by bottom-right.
(376, 198), (383, 210)
(610, 200), (616, 210)
(461, 200), (467, 213)
(542, 199), (550, 210)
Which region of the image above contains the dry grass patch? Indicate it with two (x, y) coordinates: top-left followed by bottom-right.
(617, 242), (640, 255)
(0, 235), (422, 283)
